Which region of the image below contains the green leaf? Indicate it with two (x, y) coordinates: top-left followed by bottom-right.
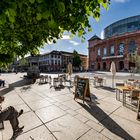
(78, 29), (83, 37)
(88, 27), (92, 32)
(58, 2), (65, 12)
(9, 16), (15, 23)
(42, 11), (50, 19)
(37, 0), (44, 3)
(70, 34), (74, 39)
(29, 0), (35, 4)
(9, 8), (16, 17)
(36, 13), (42, 20)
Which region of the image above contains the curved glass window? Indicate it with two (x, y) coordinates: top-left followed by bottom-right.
(128, 41), (136, 54)
(118, 43), (124, 55)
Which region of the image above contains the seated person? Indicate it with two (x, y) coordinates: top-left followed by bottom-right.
(0, 96), (24, 138)
(0, 79), (5, 87)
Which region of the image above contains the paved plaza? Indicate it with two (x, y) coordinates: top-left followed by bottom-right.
(0, 72), (140, 140)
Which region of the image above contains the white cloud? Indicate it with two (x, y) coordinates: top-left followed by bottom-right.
(40, 48), (47, 54)
(69, 40), (79, 46)
(62, 35), (70, 40)
(113, 0), (129, 3)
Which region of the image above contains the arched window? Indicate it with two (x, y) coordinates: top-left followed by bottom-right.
(128, 41), (136, 54)
(118, 43), (125, 55)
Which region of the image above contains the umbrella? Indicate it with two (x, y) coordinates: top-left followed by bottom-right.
(110, 61), (116, 88)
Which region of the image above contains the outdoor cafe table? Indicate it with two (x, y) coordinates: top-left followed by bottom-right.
(116, 86), (140, 106)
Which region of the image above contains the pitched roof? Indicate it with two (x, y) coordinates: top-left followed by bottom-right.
(88, 35), (101, 41)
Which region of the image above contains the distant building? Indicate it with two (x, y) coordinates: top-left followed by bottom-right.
(27, 50), (88, 72)
(28, 51), (62, 72)
(88, 15), (140, 71)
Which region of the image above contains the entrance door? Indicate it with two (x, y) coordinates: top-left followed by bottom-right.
(97, 63), (100, 70)
(129, 62), (135, 69)
(119, 61), (124, 71)
(103, 62), (106, 70)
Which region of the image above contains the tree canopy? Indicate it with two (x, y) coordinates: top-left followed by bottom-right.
(72, 50), (82, 69)
(0, 0), (110, 66)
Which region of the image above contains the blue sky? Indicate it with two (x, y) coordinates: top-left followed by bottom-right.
(40, 0), (140, 55)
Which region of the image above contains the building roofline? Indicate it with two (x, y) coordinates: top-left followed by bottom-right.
(89, 30), (140, 47)
(104, 15), (140, 30)
(88, 35), (101, 41)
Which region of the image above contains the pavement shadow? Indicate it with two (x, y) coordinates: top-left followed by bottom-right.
(20, 85), (31, 92)
(0, 78), (32, 96)
(78, 102), (135, 140)
(96, 86), (115, 92)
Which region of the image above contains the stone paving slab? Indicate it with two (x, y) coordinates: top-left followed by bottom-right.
(19, 92), (44, 103)
(58, 104), (69, 111)
(35, 105), (66, 123)
(16, 125), (56, 140)
(51, 94), (72, 103)
(74, 114), (89, 123)
(0, 132), (2, 140)
(19, 111), (43, 133)
(3, 94), (24, 107)
(2, 121), (14, 140)
(76, 105), (110, 124)
(101, 128), (124, 140)
(85, 120), (104, 132)
(112, 106), (140, 125)
(100, 96), (122, 106)
(100, 114), (140, 140)
(78, 129), (109, 140)
(96, 100), (121, 113)
(1, 73), (140, 140)
(46, 114), (90, 140)
(27, 99), (52, 111)
(14, 103), (31, 113)
(62, 100), (82, 110)
(66, 109), (78, 116)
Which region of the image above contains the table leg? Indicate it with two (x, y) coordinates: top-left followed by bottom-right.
(123, 90), (126, 106)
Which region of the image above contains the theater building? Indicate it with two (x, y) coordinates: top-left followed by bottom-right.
(88, 15), (140, 71)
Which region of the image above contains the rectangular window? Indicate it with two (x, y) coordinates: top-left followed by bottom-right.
(51, 60), (53, 65)
(110, 46), (114, 56)
(118, 43), (124, 55)
(103, 47), (107, 56)
(97, 48), (100, 57)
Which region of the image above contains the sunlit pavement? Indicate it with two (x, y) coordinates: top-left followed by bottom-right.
(0, 72), (140, 140)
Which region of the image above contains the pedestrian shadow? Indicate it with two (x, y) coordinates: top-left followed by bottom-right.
(78, 102), (135, 140)
(0, 78), (32, 96)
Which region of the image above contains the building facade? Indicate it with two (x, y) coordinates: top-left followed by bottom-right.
(27, 50), (88, 72)
(88, 15), (140, 71)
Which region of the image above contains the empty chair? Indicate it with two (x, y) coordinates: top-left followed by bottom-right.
(44, 75), (48, 83)
(130, 90), (140, 107)
(48, 76), (52, 86)
(116, 83), (125, 101)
